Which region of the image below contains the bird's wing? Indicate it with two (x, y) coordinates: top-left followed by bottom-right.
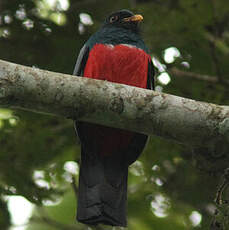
(73, 44), (90, 76)
(73, 44), (89, 140)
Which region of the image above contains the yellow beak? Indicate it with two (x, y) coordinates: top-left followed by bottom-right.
(123, 14), (144, 22)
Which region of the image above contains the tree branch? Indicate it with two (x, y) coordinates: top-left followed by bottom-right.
(209, 41), (223, 83)
(169, 67), (229, 85)
(0, 59), (229, 156)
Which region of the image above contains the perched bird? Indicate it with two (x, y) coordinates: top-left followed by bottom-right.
(73, 9), (154, 227)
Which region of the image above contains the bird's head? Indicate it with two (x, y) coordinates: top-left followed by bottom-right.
(103, 9), (143, 33)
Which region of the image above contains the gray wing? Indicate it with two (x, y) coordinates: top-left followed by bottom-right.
(73, 44), (90, 76)
(73, 45), (90, 141)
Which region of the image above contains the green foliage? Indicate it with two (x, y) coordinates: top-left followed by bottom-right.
(0, 198), (10, 229)
(0, 0), (229, 229)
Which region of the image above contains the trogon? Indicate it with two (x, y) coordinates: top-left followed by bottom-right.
(73, 9), (155, 227)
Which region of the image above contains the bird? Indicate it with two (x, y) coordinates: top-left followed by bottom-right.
(73, 9), (154, 227)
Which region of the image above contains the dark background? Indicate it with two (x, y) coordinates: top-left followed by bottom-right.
(1, 0), (229, 229)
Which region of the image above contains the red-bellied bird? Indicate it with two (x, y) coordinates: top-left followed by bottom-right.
(73, 9), (155, 227)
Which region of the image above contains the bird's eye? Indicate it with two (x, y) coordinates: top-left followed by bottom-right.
(109, 15), (119, 23)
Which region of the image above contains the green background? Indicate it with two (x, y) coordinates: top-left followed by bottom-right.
(1, 0), (229, 229)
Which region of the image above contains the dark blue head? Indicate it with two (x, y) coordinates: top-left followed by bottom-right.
(86, 9), (147, 51)
(102, 9), (143, 34)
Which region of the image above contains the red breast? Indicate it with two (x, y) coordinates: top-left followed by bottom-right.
(84, 44), (150, 88)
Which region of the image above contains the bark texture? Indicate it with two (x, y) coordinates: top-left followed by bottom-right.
(0, 59), (229, 156)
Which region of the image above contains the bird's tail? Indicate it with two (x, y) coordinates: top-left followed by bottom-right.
(77, 148), (128, 227)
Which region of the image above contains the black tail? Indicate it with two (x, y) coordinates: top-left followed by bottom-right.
(77, 147), (128, 227)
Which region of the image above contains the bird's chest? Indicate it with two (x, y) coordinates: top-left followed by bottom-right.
(84, 44), (150, 88)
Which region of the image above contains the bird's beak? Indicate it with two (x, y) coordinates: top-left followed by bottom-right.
(123, 14), (144, 22)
